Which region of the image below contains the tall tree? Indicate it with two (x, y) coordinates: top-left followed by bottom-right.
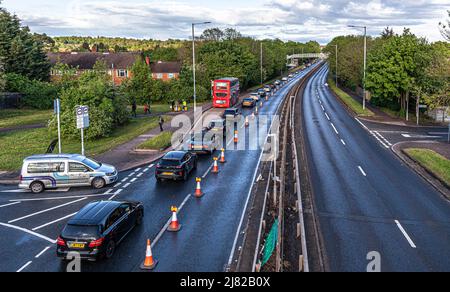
(439, 10), (450, 41)
(200, 28), (224, 41)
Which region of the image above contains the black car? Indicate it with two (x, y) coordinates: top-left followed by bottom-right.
(223, 108), (240, 119)
(155, 151), (197, 181)
(57, 200), (144, 261)
(258, 89), (267, 98)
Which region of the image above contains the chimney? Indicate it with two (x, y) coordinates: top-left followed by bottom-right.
(145, 56), (150, 66)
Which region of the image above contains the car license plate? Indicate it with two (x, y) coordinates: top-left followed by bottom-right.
(194, 146), (203, 149)
(162, 172), (173, 176)
(69, 243), (85, 249)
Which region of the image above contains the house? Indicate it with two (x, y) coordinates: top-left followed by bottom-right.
(150, 61), (182, 81)
(47, 52), (182, 85)
(47, 52), (141, 85)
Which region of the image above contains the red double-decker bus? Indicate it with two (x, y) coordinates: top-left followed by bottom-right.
(212, 78), (240, 108)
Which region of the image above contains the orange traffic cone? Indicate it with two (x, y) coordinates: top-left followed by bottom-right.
(220, 148), (227, 163)
(168, 206), (181, 232)
(140, 239), (158, 270)
(195, 177), (204, 198)
(212, 157), (219, 174)
(234, 130), (239, 144)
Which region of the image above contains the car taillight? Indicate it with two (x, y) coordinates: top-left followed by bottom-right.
(89, 238), (104, 248)
(175, 165), (183, 169)
(19, 175), (23, 182)
(57, 236), (66, 247)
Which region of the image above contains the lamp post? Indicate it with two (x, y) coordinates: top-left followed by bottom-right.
(192, 21), (211, 118)
(348, 25), (367, 110)
(334, 44), (338, 87)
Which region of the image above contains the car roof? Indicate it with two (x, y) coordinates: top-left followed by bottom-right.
(163, 151), (186, 160)
(68, 201), (122, 225)
(24, 154), (85, 162)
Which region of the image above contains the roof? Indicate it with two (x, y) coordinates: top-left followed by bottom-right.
(25, 154), (85, 162)
(150, 61), (182, 74)
(215, 77), (239, 82)
(47, 52), (142, 70)
(162, 151), (186, 160)
(69, 201), (121, 225)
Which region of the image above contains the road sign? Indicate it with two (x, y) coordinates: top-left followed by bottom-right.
(419, 105), (427, 109)
(54, 99), (62, 153)
(76, 106), (90, 129)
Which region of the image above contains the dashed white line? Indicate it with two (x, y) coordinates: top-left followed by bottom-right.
(0, 201), (21, 208)
(127, 173), (136, 177)
(123, 183), (131, 189)
(325, 113), (330, 121)
(32, 212), (77, 231)
(108, 189), (123, 200)
(330, 123), (339, 135)
(130, 178), (137, 183)
(358, 166), (367, 177)
(0, 222), (55, 243)
(9, 193), (112, 202)
(113, 182), (122, 188)
(321, 105), (325, 111)
(35, 246), (51, 259)
(135, 168), (142, 172)
(202, 164), (214, 179)
(395, 220), (417, 249)
(355, 117), (370, 131)
(8, 197), (87, 224)
(121, 177), (129, 183)
(341, 139), (346, 146)
(137, 173), (143, 178)
(16, 261), (32, 272)
(104, 189), (113, 195)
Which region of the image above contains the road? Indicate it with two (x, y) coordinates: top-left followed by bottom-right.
(0, 64), (320, 272)
(301, 65), (450, 272)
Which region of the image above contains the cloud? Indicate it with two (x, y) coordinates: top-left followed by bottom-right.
(13, 0), (450, 43)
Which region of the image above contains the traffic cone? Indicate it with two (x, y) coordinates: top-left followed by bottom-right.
(168, 206), (181, 232)
(220, 148), (227, 163)
(195, 177), (204, 198)
(245, 116), (249, 127)
(212, 157), (220, 174)
(234, 130), (239, 144)
(140, 239), (158, 270)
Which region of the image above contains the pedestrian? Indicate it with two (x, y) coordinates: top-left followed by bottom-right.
(171, 100), (175, 112)
(183, 100), (187, 112)
(132, 100), (137, 118)
(159, 115), (165, 132)
(143, 104), (149, 115)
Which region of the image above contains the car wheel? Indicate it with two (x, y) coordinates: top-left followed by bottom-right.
(105, 240), (116, 259)
(92, 177), (106, 190)
(30, 181), (45, 194)
(136, 211), (143, 226)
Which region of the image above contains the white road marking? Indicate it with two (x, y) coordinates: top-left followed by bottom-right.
(341, 139), (346, 146)
(395, 220), (417, 249)
(9, 193), (112, 202)
(358, 166), (367, 177)
(202, 164), (214, 179)
(113, 182), (122, 188)
(0, 222), (55, 243)
(108, 189), (123, 200)
(8, 197), (87, 224)
(16, 261), (32, 273)
(151, 194), (191, 249)
(35, 246), (51, 258)
(135, 168), (141, 172)
(0, 201), (21, 208)
(325, 113), (330, 121)
(123, 183), (131, 189)
(330, 123), (339, 135)
(127, 173), (136, 178)
(374, 131), (393, 146)
(32, 212), (77, 231)
(321, 105), (325, 111)
(121, 177), (129, 183)
(143, 168), (150, 173)
(355, 117), (370, 131)
(137, 173), (143, 178)
(130, 178), (137, 183)
(104, 189), (113, 195)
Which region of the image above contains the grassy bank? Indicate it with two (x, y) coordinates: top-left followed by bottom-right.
(0, 116), (163, 171)
(328, 78), (374, 117)
(137, 131), (173, 151)
(0, 109), (53, 129)
(404, 148), (450, 186)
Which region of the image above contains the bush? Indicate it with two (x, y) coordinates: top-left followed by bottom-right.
(5, 73), (57, 109)
(48, 67), (129, 140)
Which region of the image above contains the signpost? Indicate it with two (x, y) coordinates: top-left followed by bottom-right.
(54, 99), (62, 154)
(76, 106), (90, 156)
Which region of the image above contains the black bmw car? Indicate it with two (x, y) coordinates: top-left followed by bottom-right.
(155, 151), (198, 181)
(57, 200), (144, 261)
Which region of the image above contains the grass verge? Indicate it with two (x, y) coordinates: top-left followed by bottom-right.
(328, 78), (374, 117)
(404, 148), (450, 186)
(0, 116), (164, 171)
(137, 131), (173, 151)
(0, 109), (53, 129)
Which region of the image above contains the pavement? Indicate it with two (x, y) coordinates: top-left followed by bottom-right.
(0, 65), (318, 272)
(300, 65), (450, 272)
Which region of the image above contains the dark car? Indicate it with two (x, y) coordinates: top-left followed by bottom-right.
(188, 131), (219, 155)
(223, 108), (240, 119)
(57, 200), (144, 261)
(257, 89), (267, 98)
(155, 151), (197, 181)
(208, 119), (226, 135)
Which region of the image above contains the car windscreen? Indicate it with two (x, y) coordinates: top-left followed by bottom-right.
(82, 158), (102, 170)
(224, 110), (236, 115)
(160, 159), (182, 167)
(244, 98), (254, 102)
(62, 224), (100, 238)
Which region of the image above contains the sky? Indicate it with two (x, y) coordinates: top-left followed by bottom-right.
(2, 0), (449, 44)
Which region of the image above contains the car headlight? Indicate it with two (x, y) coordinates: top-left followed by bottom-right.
(106, 172), (116, 177)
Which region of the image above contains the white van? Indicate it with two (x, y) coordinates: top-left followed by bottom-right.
(19, 154), (118, 193)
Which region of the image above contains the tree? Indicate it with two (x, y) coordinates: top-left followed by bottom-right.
(0, 57), (5, 91)
(0, 3), (50, 81)
(122, 58), (152, 105)
(439, 10), (450, 41)
(200, 28), (224, 41)
(224, 28), (242, 41)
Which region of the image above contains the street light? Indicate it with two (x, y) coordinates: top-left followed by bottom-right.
(348, 25), (367, 110)
(333, 44), (338, 87)
(192, 21), (211, 118)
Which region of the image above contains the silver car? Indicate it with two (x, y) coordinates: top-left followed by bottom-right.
(19, 154), (118, 193)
